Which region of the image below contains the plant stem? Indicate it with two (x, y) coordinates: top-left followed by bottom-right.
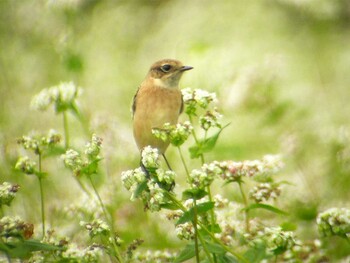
(38, 153), (46, 238)
(188, 115), (205, 164)
(197, 232), (215, 263)
(88, 175), (123, 263)
(238, 182), (250, 233)
(63, 111), (70, 149)
(178, 147), (190, 180)
(206, 185), (217, 228)
(199, 223), (249, 263)
(193, 199), (200, 263)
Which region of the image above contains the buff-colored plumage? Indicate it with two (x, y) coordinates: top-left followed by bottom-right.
(132, 59), (193, 154)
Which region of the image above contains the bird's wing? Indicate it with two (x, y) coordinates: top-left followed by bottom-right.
(131, 87), (140, 119)
(180, 94), (184, 114)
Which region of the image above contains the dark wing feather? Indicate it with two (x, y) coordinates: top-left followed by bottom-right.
(132, 87), (140, 119)
(180, 94), (184, 114)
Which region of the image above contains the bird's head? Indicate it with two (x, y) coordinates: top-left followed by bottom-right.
(147, 59), (193, 88)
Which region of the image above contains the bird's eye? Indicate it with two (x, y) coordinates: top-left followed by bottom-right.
(160, 64), (172, 72)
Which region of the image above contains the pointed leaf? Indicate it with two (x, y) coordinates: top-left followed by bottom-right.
(182, 189), (208, 200)
(189, 123), (230, 159)
(216, 254), (239, 263)
(243, 203), (288, 216)
(133, 180), (148, 198)
(1, 239), (62, 259)
(173, 243), (196, 263)
(176, 201), (215, 225)
(204, 241), (225, 254)
(243, 242), (269, 263)
(160, 202), (179, 210)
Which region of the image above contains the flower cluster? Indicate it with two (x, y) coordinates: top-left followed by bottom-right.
(31, 81), (82, 113)
(283, 239), (326, 262)
(199, 108), (222, 131)
(17, 129), (61, 155)
(182, 88), (217, 115)
(187, 155), (283, 187)
(63, 195), (103, 219)
(217, 155), (283, 182)
(152, 121), (193, 147)
(143, 181), (167, 212)
(27, 230), (105, 262)
(121, 147), (174, 211)
(175, 222), (195, 240)
(15, 156), (36, 175)
(80, 219), (110, 238)
(317, 207), (350, 239)
(121, 168), (147, 196)
(60, 243), (103, 262)
(263, 227), (296, 253)
(248, 226), (297, 256)
(249, 183), (281, 203)
(141, 146), (159, 170)
(0, 216), (34, 240)
(61, 134), (102, 176)
(133, 250), (176, 263)
(214, 200), (245, 246)
(85, 134), (103, 160)
(0, 182), (20, 206)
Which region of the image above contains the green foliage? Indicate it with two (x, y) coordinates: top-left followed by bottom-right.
(1, 0), (350, 262)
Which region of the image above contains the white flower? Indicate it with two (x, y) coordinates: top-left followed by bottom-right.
(141, 146), (160, 169)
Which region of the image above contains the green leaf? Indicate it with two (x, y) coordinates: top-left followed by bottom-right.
(280, 221), (297, 231)
(43, 146), (66, 157)
(81, 159), (101, 175)
(243, 203), (288, 216)
(189, 123), (230, 159)
(176, 201), (215, 225)
(216, 254), (239, 263)
(204, 241), (226, 254)
(160, 202), (179, 210)
(173, 243), (196, 263)
(243, 241), (269, 263)
(0, 239), (62, 259)
(133, 180), (148, 198)
(182, 189), (208, 200)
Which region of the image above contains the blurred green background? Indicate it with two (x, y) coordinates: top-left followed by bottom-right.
(1, 0), (350, 259)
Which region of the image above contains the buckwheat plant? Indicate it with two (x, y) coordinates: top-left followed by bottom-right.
(0, 182), (20, 210)
(62, 134), (123, 262)
(122, 89), (252, 262)
(15, 129), (61, 237)
(121, 88), (331, 262)
(31, 81), (83, 148)
(317, 207), (350, 240)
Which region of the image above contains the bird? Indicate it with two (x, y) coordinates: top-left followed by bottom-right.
(132, 59), (193, 170)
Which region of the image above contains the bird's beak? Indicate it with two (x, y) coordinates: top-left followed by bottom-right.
(180, 65), (193, 71)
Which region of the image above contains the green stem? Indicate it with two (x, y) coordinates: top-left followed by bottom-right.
(38, 153), (46, 238)
(199, 223), (249, 263)
(197, 232), (215, 263)
(193, 199), (200, 263)
(63, 111), (70, 149)
(178, 147), (190, 180)
(166, 192), (216, 262)
(206, 186), (217, 228)
(238, 182), (250, 233)
(188, 115), (205, 164)
(88, 175), (123, 263)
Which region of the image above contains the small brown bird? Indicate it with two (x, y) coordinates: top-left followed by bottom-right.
(132, 59), (193, 167)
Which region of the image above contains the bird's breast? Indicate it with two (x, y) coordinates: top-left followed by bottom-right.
(134, 85), (182, 127)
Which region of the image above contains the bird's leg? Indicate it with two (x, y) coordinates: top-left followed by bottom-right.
(140, 160), (150, 178)
(162, 153), (173, 171)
